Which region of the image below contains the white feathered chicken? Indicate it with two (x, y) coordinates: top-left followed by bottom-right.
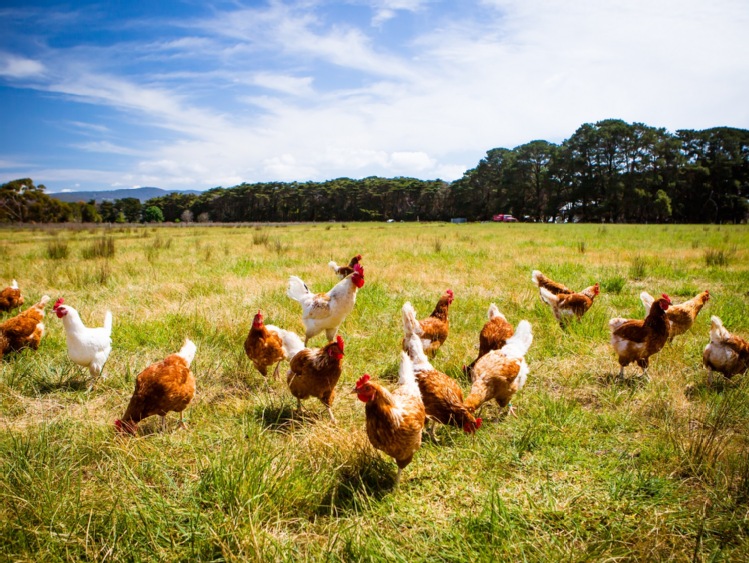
(287, 264), (365, 345)
(53, 298), (112, 381)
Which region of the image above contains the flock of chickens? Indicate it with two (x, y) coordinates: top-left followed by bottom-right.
(1, 253), (748, 486)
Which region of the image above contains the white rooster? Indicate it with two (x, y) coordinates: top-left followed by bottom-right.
(287, 264), (365, 345)
(53, 298), (113, 381)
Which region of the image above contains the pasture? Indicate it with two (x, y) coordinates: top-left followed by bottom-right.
(1, 222), (748, 561)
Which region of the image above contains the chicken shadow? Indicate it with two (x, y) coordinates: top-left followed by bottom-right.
(30, 365), (91, 394)
(253, 402), (308, 433)
(598, 371), (649, 389)
(316, 453), (395, 516)
(684, 376), (739, 399)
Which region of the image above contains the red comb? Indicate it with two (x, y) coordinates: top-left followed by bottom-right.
(53, 298), (64, 309)
(353, 264), (363, 275)
(662, 293), (671, 303)
(355, 374), (370, 388)
(336, 335), (344, 352)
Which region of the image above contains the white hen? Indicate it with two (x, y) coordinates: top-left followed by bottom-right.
(287, 264), (365, 345)
(53, 298), (112, 380)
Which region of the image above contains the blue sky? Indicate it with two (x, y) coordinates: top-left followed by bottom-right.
(1, 0), (748, 193)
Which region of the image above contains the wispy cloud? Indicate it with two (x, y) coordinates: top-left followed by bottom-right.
(1, 0), (748, 191)
(0, 53), (45, 78)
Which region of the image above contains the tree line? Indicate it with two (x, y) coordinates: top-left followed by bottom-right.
(2, 119), (747, 224)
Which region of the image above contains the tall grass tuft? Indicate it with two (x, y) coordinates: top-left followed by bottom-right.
(601, 275), (626, 294)
(576, 241), (586, 254)
(671, 387), (746, 482)
(82, 236), (115, 259)
(269, 238), (288, 255)
(704, 248), (732, 267)
(629, 256), (647, 280)
(46, 239), (69, 260)
(253, 231), (270, 245)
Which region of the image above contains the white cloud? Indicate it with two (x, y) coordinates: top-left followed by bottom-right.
(370, 0), (427, 25)
(1, 0), (748, 191)
(248, 73), (315, 96)
(0, 53), (44, 78)
(74, 141), (144, 156)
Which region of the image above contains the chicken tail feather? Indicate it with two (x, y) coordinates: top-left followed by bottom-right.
(178, 338), (197, 366)
(397, 351), (421, 397)
(103, 311), (113, 335)
(501, 320), (533, 359)
(640, 291), (655, 315)
(287, 276), (310, 303)
(401, 301), (423, 337)
(710, 316), (732, 343)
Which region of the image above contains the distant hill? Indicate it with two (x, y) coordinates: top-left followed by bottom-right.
(49, 187), (202, 203)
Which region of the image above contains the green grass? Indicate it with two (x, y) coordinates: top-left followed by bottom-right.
(1, 222), (749, 561)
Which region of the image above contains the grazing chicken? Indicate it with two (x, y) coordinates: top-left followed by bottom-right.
(703, 316), (749, 384)
(402, 302), (481, 438)
(609, 294), (672, 379)
(53, 298), (112, 381)
(244, 310), (304, 379)
(0, 280), (24, 313)
(0, 295), (50, 359)
(641, 290), (710, 340)
(286, 336), (345, 423)
(329, 254), (362, 279)
(403, 289), (454, 358)
(287, 264), (365, 345)
(464, 320), (533, 418)
(464, 303), (515, 377)
(531, 270), (573, 296)
(115, 339), (197, 435)
(538, 283), (600, 323)
(353, 352), (426, 486)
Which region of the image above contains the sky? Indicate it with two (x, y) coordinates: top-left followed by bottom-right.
(1, 0), (748, 193)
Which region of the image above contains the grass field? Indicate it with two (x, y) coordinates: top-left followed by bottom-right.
(1, 222), (748, 561)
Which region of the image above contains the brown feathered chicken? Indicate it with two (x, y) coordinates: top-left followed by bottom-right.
(286, 335), (345, 423)
(353, 352), (426, 486)
(703, 316), (749, 384)
(609, 294), (672, 379)
(403, 289), (454, 358)
(464, 320), (533, 418)
(115, 339), (197, 435)
(532, 270), (600, 323)
(0, 295), (50, 359)
(640, 290), (710, 340)
(402, 302), (481, 438)
(539, 283), (600, 323)
(464, 303), (515, 377)
(244, 310), (304, 379)
(0, 280), (24, 313)
(531, 270), (573, 296)
(329, 254), (362, 279)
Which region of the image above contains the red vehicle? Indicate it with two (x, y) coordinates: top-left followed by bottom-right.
(492, 214), (518, 222)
